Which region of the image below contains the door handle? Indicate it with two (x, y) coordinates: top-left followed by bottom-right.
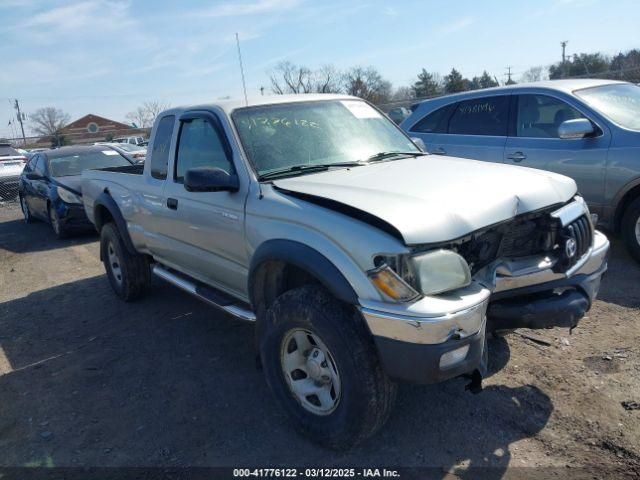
(166, 198), (178, 210)
(507, 151), (527, 162)
(433, 147), (447, 155)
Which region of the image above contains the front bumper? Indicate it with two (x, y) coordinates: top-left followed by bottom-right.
(360, 230), (609, 385)
(55, 202), (93, 230)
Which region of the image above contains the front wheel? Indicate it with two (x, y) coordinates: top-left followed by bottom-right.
(260, 285), (397, 450)
(100, 223), (150, 301)
(621, 197), (640, 262)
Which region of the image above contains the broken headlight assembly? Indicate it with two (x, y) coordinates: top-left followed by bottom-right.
(369, 250), (471, 301)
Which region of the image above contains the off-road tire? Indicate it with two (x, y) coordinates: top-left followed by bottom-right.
(100, 222), (150, 301)
(621, 197), (640, 263)
(260, 285), (397, 450)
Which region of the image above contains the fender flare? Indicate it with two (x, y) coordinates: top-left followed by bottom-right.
(249, 239), (359, 306)
(93, 191), (138, 256)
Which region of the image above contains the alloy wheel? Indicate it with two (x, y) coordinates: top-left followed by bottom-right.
(107, 241), (123, 286)
(280, 328), (341, 416)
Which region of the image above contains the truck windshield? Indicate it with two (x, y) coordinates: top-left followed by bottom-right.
(48, 151), (131, 177)
(232, 100), (419, 178)
(574, 83), (640, 131)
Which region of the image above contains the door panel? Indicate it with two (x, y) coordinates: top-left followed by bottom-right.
(31, 155), (49, 217)
(505, 94), (609, 207)
(160, 113), (249, 298)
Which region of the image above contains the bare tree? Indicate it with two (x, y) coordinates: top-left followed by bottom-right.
(126, 100), (171, 128)
(342, 66), (392, 105)
(392, 86), (416, 101)
(29, 107), (70, 136)
(270, 62), (342, 94)
(314, 64), (341, 93)
(521, 66), (547, 83)
(270, 61), (314, 94)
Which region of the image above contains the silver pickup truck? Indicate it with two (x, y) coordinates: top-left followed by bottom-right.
(82, 94), (609, 449)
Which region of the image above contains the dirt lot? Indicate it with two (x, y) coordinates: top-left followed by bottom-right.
(0, 204), (639, 477)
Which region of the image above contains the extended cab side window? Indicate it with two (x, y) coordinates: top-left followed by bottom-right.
(448, 96), (509, 136)
(517, 94), (586, 138)
(174, 117), (235, 183)
(409, 105), (452, 134)
(150, 115), (175, 180)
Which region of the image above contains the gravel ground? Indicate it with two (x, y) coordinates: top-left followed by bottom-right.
(0, 205), (638, 477)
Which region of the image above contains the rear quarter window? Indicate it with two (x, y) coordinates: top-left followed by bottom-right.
(448, 96), (510, 136)
(409, 105), (452, 133)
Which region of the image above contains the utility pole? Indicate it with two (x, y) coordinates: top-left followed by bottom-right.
(235, 33), (249, 106)
(13, 99), (26, 146)
(561, 40), (569, 78)
(505, 66), (514, 85)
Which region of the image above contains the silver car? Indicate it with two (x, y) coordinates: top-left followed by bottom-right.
(0, 143), (27, 200)
(401, 79), (640, 261)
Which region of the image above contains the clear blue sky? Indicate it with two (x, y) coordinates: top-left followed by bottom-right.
(1, 0), (639, 138)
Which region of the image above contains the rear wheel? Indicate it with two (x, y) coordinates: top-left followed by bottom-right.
(20, 196), (33, 224)
(621, 197), (640, 262)
(48, 205), (67, 239)
(260, 285), (397, 450)
(100, 223), (150, 301)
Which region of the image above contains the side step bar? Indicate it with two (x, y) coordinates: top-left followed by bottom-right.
(152, 265), (256, 322)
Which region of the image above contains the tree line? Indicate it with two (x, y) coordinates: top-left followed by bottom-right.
(269, 47), (640, 105)
(12, 47), (639, 146)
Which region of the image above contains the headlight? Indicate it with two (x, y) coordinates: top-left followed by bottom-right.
(407, 249), (471, 295)
(370, 249), (471, 300)
(56, 186), (82, 204)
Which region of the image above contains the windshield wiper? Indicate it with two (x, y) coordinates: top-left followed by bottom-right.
(364, 151), (425, 163)
(258, 161), (363, 181)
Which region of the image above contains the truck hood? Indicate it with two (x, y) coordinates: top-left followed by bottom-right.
(273, 156), (577, 245)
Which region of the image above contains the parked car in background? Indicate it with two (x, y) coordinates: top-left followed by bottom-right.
(19, 146), (135, 238)
(81, 94), (608, 448)
(95, 142), (147, 163)
(114, 135), (146, 146)
(402, 79), (640, 261)
(0, 143), (28, 200)
(387, 106), (411, 124)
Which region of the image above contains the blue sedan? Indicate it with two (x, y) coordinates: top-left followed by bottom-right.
(18, 145), (134, 238)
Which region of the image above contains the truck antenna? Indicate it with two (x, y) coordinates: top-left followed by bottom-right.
(235, 33), (249, 107)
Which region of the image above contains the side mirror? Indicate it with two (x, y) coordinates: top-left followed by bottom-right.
(410, 137), (427, 152)
(184, 167), (239, 193)
(26, 172), (43, 180)
(558, 118), (594, 139)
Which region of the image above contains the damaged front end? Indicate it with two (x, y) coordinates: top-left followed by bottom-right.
(360, 197), (609, 389)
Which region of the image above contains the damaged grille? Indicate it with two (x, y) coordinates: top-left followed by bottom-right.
(454, 207), (592, 274)
(556, 215), (593, 270)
